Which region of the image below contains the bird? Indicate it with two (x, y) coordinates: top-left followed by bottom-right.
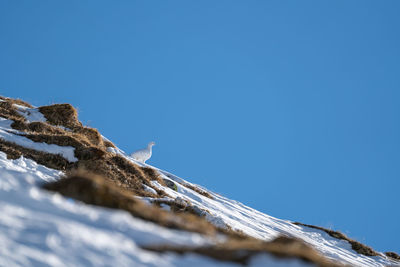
(130, 141), (155, 163)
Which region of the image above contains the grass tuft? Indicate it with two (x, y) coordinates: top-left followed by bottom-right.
(385, 251), (400, 261)
(74, 126), (104, 146)
(293, 222), (379, 257)
(0, 96), (33, 108)
(184, 183), (213, 199)
(103, 140), (116, 148)
(39, 103), (81, 128)
(0, 139), (71, 170)
(0, 101), (26, 122)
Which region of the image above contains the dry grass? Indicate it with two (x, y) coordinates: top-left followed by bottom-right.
(39, 103), (81, 128)
(12, 120), (65, 135)
(385, 251), (400, 261)
(152, 198), (209, 217)
(6, 101), (104, 148)
(141, 166), (161, 180)
(1, 96), (391, 266)
(293, 222), (379, 257)
(103, 140), (116, 148)
(43, 171), (216, 235)
(151, 198), (249, 239)
(19, 132), (106, 160)
(142, 235), (345, 267)
(20, 132), (90, 150)
(17, 130), (165, 197)
(74, 126), (104, 146)
(0, 97), (256, 237)
(184, 183), (213, 199)
(0, 101), (26, 122)
(110, 155), (166, 194)
(0, 96), (33, 108)
(13, 121), (106, 149)
(162, 173), (213, 198)
(0, 98), (166, 198)
(0, 139), (71, 170)
(217, 224), (249, 240)
(41, 170), (252, 241)
(74, 156), (165, 197)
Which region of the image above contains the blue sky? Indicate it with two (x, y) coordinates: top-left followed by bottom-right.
(1, 1), (399, 253)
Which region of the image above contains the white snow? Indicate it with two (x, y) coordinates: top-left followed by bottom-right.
(0, 119), (397, 266)
(144, 168), (398, 267)
(0, 152), (314, 267)
(0, 117), (77, 162)
(106, 146), (120, 154)
(104, 135), (127, 157)
(14, 104), (46, 122)
(143, 184), (158, 195)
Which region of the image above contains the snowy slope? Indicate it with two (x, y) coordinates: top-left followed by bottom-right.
(128, 157), (398, 267)
(0, 152), (313, 267)
(0, 99), (398, 267)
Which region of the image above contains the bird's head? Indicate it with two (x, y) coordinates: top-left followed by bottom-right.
(148, 141), (156, 147)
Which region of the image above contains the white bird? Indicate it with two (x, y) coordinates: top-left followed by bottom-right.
(130, 141), (155, 163)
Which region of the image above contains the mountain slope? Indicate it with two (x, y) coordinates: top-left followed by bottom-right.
(0, 96), (398, 267)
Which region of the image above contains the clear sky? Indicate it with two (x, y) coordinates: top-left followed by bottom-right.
(1, 1), (399, 253)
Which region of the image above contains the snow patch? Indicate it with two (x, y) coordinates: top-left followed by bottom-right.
(143, 184), (157, 195)
(14, 104), (46, 123)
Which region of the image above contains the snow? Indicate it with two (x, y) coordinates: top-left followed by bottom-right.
(0, 117), (397, 266)
(143, 184), (158, 195)
(14, 104), (46, 123)
(104, 135), (126, 157)
(0, 152), (213, 266)
(0, 152), (314, 267)
(144, 167), (398, 267)
(0, 117), (78, 162)
(103, 144), (399, 267)
(249, 254), (314, 267)
(106, 146), (120, 154)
